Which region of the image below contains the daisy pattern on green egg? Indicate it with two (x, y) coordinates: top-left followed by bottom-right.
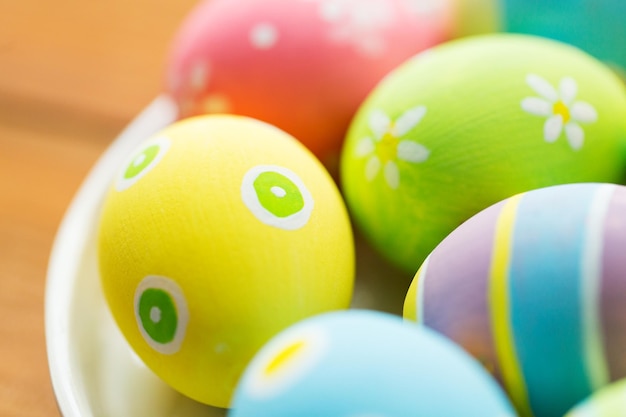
(521, 74), (598, 150)
(355, 106), (430, 189)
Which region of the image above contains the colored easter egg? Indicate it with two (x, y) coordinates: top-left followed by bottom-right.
(340, 33), (626, 274)
(565, 378), (626, 417)
(403, 182), (626, 417)
(229, 310), (516, 417)
(97, 115), (355, 408)
(448, 0), (500, 37)
(165, 0), (454, 171)
(497, 0), (626, 75)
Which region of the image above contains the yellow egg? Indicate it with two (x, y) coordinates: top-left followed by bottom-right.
(97, 115), (355, 408)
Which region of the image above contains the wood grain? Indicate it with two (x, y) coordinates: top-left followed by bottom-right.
(0, 0), (198, 415)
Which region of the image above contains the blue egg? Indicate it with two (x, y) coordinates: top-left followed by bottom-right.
(228, 310), (516, 417)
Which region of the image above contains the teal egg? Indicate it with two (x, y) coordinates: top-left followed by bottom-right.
(499, 0), (626, 75)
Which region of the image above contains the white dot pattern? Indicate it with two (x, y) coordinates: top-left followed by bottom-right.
(250, 23), (279, 49)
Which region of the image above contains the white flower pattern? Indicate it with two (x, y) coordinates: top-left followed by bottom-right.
(302, 0), (394, 57)
(521, 74), (598, 150)
(356, 106), (430, 189)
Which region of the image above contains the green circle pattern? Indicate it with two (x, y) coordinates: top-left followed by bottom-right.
(253, 171), (305, 218)
(137, 288), (178, 345)
(124, 144), (160, 180)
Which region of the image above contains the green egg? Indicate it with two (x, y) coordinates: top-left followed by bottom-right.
(565, 378), (626, 416)
(340, 33), (626, 274)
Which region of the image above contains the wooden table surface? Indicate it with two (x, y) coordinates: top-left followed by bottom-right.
(0, 1), (198, 415)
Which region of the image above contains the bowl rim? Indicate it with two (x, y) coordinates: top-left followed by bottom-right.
(44, 96), (178, 417)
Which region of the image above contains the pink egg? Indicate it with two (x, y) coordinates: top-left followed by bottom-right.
(165, 0), (454, 170)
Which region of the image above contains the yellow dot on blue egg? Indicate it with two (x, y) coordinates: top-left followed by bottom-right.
(264, 340), (307, 376)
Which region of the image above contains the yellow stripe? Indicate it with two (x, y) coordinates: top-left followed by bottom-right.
(403, 276), (418, 322)
(489, 194), (533, 417)
(402, 256), (429, 323)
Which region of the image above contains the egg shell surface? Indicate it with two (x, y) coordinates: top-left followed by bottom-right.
(97, 115), (355, 408)
(498, 0), (626, 75)
(229, 310), (516, 417)
(448, 0), (500, 37)
(404, 182), (626, 417)
(165, 0), (455, 169)
(565, 378), (626, 417)
(340, 33), (626, 274)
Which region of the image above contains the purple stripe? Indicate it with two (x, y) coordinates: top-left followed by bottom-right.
(423, 200), (506, 378)
(601, 186), (626, 381)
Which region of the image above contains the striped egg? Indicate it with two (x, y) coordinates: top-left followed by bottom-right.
(403, 182), (626, 417)
(565, 378), (626, 417)
(229, 310), (516, 417)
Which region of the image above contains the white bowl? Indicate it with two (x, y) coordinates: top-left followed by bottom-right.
(44, 97), (409, 416)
